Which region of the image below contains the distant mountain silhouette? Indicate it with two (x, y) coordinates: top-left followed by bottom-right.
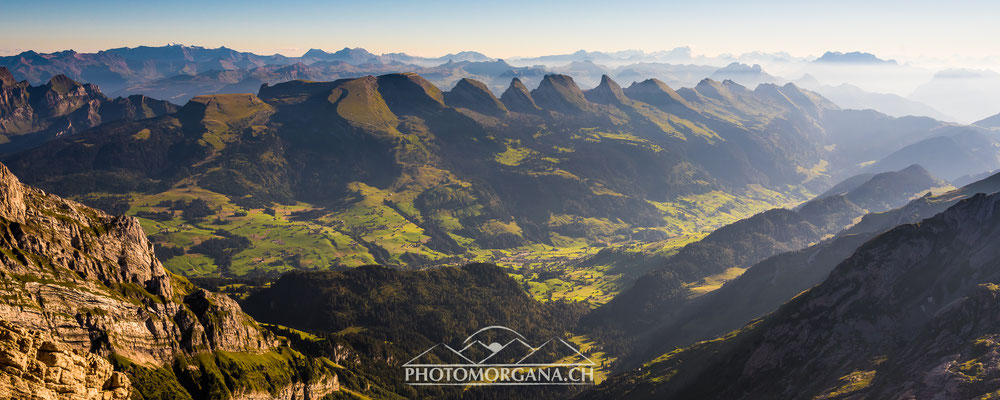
(813, 51), (897, 64)
(709, 62), (778, 88)
(974, 112), (1000, 128)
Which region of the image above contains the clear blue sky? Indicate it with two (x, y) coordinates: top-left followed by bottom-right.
(1, 0), (997, 60)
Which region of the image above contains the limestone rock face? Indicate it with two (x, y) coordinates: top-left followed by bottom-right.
(232, 374), (340, 400)
(0, 320), (130, 400)
(0, 164), (25, 222)
(0, 161), (274, 365)
(0, 161), (340, 398)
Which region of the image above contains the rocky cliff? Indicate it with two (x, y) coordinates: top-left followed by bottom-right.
(0, 162), (338, 399)
(0, 320), (130, 400)
(0, 68), (177, 154)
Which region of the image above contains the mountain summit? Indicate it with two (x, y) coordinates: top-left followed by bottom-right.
(814, 51), (897, 64)
(0, 72), (176, 154)
(0, 162), (340, 398)
(444, 78), (508, 116)
(584, 75), (630, 105)
(530, 74), (591, 113)
(622, 78), (690, 112)
(500, 77), (540, 113)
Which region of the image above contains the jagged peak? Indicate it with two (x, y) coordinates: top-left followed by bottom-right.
(302, 48), (330, 57)
(531, 74), (590, 113)
(753, 82), (790, 100)
(720, 79), (750, 94)
(374, 73), (446, 115)
(500, 77), (540, 113)
(45, 74), (84, 93)
(897, 163), (932, 176)
(755, 81), (837, 114)
(452, 77), (492, 93)
(444, 78), (508, 116)
(507, 77), (529, 93)
(538, 73), (581, 88)
(0, 163), (26, 223)
(377, 73), (443, 102)
(708, 79), (753, 98)
(584, 74), (629, 105)
(623, 78), (691, 111)
(780, 82), (803, 91)
(694, 78), (734, 101)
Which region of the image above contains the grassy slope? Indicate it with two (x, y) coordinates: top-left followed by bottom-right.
(103, 176), (808, 308)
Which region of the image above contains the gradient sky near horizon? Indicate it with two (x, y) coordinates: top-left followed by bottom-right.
(2, 0), (998, 61)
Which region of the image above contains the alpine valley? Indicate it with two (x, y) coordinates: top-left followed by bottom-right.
(3, 42), (1000, 400)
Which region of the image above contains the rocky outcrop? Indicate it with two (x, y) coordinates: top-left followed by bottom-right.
(443, 78), (508, 116)
(530, 74), (591, 113)
(0, 320), (130, 400)
(622, 78), (690, 113)
(692, 78), (735, 102)
(375, 72), (446, 115)
(583, 75), (629, 106)
(753, 82), (837, 118)
(231, 374), (339, 400)
(0, 70), (177, 153)
(499, 77), (540, 113)
(0, 162), (274, 365)
(0, 162), (338, 398)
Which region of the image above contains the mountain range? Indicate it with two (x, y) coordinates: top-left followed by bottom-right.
(3, 69), (997, 302)
(6, 45), (990, 124)
(0, 67), (176, 154)
(0, 72), (846, 277)
(6, 43), (1000, 399)
(585, 178), (1000, 399)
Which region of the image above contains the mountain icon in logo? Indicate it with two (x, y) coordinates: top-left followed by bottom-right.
(480, 338), (534, 364)
(406, 343), (473, 365)
(458, 341), (493, 364)
(517, 338), (594, 365)
(404, 325), (597, 386)
(404, 325), (594, 367)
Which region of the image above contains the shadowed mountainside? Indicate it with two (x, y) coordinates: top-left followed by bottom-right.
(586, 188), (1000, 399)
